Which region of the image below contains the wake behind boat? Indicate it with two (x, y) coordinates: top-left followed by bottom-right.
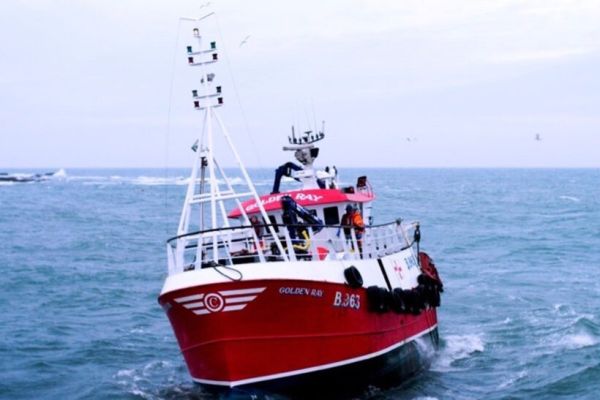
(158, 17), (443, 398)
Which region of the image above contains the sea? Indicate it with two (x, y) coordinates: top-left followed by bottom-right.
(1, 168), (599, 400)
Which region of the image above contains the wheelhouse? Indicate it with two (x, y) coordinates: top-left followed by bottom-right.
(227, 185), (375, 229)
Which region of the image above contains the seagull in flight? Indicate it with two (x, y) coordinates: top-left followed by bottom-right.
(199, 1), (211, 9)
(239, 35), (251, 47)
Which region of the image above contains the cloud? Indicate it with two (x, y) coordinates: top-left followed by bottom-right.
(487, 48), (595, 64)
(3, 0), (600, 167)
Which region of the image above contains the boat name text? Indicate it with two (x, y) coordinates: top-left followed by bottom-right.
(246, 193), (324, 213)
(279, 286), (324, 297)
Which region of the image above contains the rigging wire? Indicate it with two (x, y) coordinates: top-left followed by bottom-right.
(164, 19), (183, 235)
(213, 12), (264, 172)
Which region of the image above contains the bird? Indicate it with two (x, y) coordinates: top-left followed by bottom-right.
(535, 133), (542, 141)
(199, 1), (211, 9)
(239, 35), (251, 47)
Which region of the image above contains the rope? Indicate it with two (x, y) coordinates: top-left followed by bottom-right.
(214, 264), (243, 281)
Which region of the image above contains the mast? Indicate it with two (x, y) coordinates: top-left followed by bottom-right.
(174, 15), (287, 270)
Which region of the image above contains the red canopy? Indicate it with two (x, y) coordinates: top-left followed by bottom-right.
(228, 188), (374, 218)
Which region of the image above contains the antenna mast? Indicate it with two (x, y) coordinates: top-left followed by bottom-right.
(174, 16), (287, 269)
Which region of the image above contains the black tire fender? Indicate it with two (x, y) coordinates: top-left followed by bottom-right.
(344, 266), (363, 289)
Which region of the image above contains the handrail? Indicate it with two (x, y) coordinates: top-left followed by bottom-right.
(166, 219), (413, 246)
(166, 218), (420, 274)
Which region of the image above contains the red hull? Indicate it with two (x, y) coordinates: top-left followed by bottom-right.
(159, 279), (438, 387)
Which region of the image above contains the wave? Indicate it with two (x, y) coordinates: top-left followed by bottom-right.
(132, 176), (189, 186)
(431, 333), (484, 372)
(53, 168), (67, 178)
(536, 311), (600, 353)
(498, 370), (528, 389)
(61, 174), (254, 187)
(558, 332), (599, 349)
(559, 195), (581, 203)
(0, 168), (66, 184)
(553, 303), (572, 315)
(1, 169), (275, 189)
(115, 360), (182, 400)
(66, 175), (109, 182)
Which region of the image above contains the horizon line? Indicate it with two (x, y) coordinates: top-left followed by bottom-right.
(2, 166), (600, 170)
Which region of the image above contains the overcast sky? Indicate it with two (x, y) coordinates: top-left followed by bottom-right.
(1, 0), (599, 168)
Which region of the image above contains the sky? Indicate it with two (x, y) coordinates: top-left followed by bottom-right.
(1, 0), (599, 168)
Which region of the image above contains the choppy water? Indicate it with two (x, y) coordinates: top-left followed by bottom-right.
(1, 168), (599, 399)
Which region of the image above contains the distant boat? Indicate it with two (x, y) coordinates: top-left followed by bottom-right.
(0, 171), (60, 183)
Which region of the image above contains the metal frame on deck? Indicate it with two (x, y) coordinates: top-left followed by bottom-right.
(173, 17), (287, 274)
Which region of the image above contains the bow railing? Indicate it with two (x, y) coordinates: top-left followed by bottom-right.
(166, 219), (420, 275)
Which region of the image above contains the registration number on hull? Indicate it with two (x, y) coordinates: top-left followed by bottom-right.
(333, 291), (361, 310)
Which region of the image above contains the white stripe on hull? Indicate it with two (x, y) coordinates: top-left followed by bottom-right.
(219, 288), (266, 296)
(222, 304), (247, 312)
(183, 301), (205, 309)
(175, 293), (205, 303)
(225, 296), (256, 304)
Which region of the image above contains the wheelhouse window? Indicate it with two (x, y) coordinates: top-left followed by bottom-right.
(323, 206), (340, 225)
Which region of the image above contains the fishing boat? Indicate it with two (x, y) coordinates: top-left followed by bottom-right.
(158, 17), (443, 398)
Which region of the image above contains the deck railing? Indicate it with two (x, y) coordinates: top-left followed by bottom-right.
(166, 219), (420, 275)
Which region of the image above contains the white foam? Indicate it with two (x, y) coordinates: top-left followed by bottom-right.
(82, 181), (119, 186)
(133, 176), (187, 186)
(115, 360), (177, 400)
(559, 195), (581, 202)
(227, 177), (246, 186)
(559, 333), (599, 349)
(414, 335), (437, 359)
(142, 360), (172, 375)
(116, 369), (135, 378)
(66, 175), (109, 182)
(0, 181), (15, 186)
(553, 303), (576, 317)
(8, 173), (30, 178)
(130, 389), (150, 399)
(52, 168), (67, 178)
(130, 175), (247, 186)
(498, 370), (528, 389)
(6, 171), (263, 188)
(431, 333), (484, 372)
